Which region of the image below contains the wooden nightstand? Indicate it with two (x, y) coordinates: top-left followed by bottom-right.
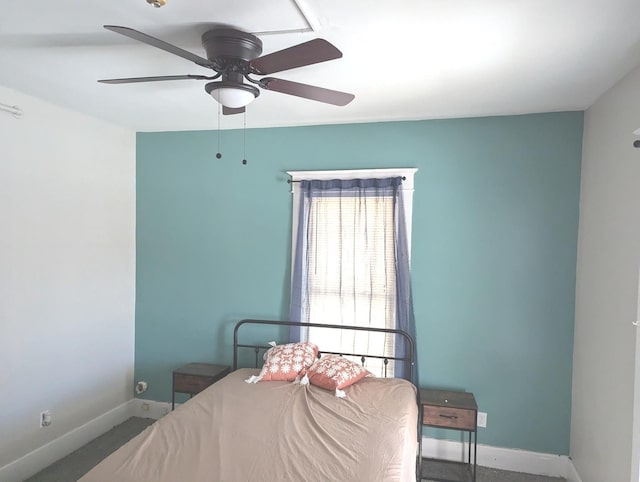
(419, 388), (478, 482)
(172, 363), (230, 410)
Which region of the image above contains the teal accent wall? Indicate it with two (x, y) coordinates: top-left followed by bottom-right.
(136, 112), (583, 455)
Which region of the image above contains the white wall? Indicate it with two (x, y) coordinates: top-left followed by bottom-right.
(572, 67), (640, 482)
(0, 85), (136, 475)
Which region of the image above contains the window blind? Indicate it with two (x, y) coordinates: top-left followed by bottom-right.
(305, 194), (396, 376)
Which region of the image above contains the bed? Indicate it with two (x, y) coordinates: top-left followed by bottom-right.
(79, 319), (420, 482)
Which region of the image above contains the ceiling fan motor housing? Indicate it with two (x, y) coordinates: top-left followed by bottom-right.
(201, 28), (263, 63)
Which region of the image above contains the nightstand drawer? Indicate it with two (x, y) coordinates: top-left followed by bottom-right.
(423, 405), (476, 430)
(173, 374), (213, 394)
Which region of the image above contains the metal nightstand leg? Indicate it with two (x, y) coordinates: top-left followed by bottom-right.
(467, 430), (477, 482)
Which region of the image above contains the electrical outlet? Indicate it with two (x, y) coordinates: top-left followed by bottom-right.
(477, 411), (487, 428)
(141, 402), (150, 412)
(40, 410), (52, 428)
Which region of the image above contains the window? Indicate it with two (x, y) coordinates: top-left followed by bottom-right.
(288, 169), (416, 378)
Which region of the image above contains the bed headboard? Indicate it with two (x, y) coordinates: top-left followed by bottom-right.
(233, 319), (415, 382)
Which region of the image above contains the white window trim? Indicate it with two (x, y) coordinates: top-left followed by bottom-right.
(287, 168), (417, 187)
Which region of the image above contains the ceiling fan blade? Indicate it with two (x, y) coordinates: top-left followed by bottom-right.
(261, 78), (354, 106)
(222, 106), (245, 115)
(250, 39), (342, 75)
(98, 74), (213, 84)
(104, 25), (215, 69)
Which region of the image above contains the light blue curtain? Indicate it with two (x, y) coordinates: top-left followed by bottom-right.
(288, 177), (418, 384)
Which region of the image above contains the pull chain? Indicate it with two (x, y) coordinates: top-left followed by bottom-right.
(242, 111), (247, 165)
(216, 103), (222, 159)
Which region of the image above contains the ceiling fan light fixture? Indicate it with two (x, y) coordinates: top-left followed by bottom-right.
(205, 82), (259, 109)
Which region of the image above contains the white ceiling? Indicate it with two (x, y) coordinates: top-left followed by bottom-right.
(1, 0), (639, 132)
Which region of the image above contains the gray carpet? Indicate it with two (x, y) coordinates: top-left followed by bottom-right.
(24, 417), (155, 482)
(421, 459), (565, 481)
(25, 417), (565, 482)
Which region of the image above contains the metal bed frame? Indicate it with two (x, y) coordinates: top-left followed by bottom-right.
(233, 319), (414, 378)
(232, 318), (422, 481)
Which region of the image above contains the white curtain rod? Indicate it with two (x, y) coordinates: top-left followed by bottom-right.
(0, 101), (22, 118)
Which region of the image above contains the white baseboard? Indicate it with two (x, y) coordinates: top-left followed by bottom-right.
(565, 458), (583, 482)
(130, 399), (174, 420)
(0, 400), (136, 482)
(422, 436), (581, 480)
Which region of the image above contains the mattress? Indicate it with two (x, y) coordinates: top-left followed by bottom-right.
(80, 368), (418, 482)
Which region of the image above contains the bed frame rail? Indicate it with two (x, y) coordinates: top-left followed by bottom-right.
(233, 319), (415, 382)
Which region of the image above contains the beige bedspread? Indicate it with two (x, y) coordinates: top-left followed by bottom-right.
(80, 368), (418, 482)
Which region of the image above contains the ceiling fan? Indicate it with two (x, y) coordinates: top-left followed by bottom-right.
(99, 25), (355, 115)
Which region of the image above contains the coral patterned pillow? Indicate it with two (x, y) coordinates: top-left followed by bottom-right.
(248, 341), (319, 383)
(306, 354), (371, 397)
